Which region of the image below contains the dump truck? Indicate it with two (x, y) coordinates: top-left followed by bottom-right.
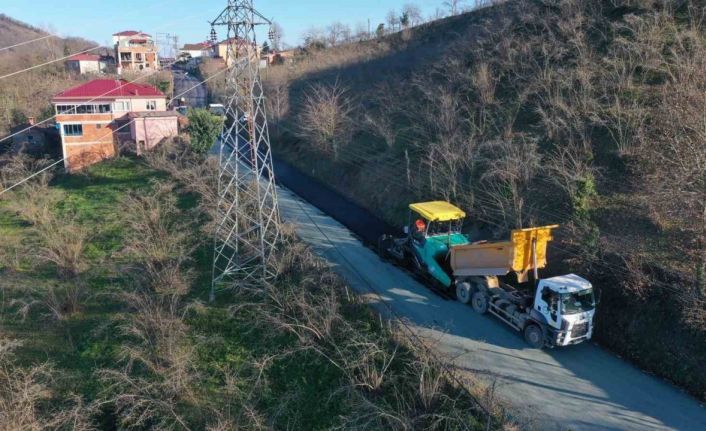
(379, 201), (597, 348)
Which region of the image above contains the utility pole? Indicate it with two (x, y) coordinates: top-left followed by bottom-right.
(209, 0), (281, 300)
(157, 32), (179, 66)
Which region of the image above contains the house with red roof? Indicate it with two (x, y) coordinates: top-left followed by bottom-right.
(65, 53), (114, 75)
(112, 31), (160, 74)
(52, 79), (178, 171)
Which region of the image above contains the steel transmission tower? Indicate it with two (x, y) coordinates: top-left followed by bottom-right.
(210, 0), (280, 298)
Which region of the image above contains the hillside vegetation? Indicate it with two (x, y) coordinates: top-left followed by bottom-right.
(0, 15), (99, 138)
(0, 146), (511, 429)
(267, 0), (706, 400)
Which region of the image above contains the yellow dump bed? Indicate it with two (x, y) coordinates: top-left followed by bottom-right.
(450, 225), (559, 281)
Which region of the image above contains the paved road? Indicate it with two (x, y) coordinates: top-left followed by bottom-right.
(172, 69), (208, 108)
(273, 162), (706, 431)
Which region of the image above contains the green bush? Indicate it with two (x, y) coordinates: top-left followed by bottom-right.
(187, 109), (222, 155)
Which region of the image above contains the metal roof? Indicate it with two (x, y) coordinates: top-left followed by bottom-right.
(53, 79), (164, 100)
(409, 201), (466, 222)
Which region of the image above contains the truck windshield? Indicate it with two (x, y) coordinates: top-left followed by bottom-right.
(428, 219), (463, 236)
(561, 289), (596, 315)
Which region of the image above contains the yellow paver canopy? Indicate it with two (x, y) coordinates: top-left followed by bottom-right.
(409, 201), (466, 222)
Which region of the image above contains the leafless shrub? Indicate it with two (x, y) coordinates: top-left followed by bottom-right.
(641, 23), (706, 293)
(5, 186), (60, 229)
(144, 139), (220, 236)
(234, 234), (502, 429)
(0, 154), (53, 194)
(263, 76), (290, 137)
(298, 81), (356, 160)
(120, 181), (197, 296)
(544, 140), (596, 206)
(99, 291), (200, 430)
(472, 62), (497, 106)
(0, 233), (25, 272)
(479, 136), (541, 230)
(0, 338), (96, 430)
(32, 217), (91, 280)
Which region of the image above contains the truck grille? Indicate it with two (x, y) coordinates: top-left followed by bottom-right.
(571, 322), (589, 338)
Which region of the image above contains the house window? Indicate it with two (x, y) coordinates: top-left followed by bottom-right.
(114, 101), (130, 112)
(75, 105), (94, 114)
(63, 124), (83, 136)
(57, 105), (78, 114)
(146, 101), (157, 111)
(98, 104), (111, 113)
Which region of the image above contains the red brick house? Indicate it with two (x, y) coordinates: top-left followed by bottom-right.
(52, 79), (178, 171)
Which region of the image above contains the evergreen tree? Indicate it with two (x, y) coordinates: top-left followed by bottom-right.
(376, 23), (385, 39)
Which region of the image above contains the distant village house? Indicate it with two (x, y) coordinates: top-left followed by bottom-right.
(179, 41), (216, 59)
(65, 54), (114, 75)
(113, 31), (160, 74)
(216, 37), (260, 67)
(52, 79), (178, 171)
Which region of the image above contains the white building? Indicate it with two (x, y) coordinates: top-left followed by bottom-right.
(179, 42), (215, 59)
(65, 54), (113, 74)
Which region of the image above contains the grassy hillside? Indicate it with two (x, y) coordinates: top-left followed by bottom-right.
(267, 0), (706, 401)
(0, 147), (508, 429)
(0, 15), (99, 138)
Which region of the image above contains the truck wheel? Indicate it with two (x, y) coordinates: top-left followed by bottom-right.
(471, 291), (489, 314)
(456, 282), (472, 304)
(456, 281), (473, 304)
(524, 324), (544, 349)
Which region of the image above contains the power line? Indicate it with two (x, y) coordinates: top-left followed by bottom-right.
(0, 45), (104, 81)
(0, 0), (189, 82)
(0, 68), (226, 197)
(0, 34), (56, 52)
(0, 159), (64, 198)
(1, 68), (169, 145)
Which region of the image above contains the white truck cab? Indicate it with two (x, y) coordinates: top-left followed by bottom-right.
(535, 274), (596, 346)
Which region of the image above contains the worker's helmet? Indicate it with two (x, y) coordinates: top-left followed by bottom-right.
(415, 219), (426, 232)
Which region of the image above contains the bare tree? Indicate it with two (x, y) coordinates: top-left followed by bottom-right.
(298, 81), (356, 161)
(403, 3), (424, 27)
(443, 0), (466, 16)
(386, 10), (399, 33)
(302, 26), (326, 49)
(327, 22), (351, 46)
(264, 76), (290, 137)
